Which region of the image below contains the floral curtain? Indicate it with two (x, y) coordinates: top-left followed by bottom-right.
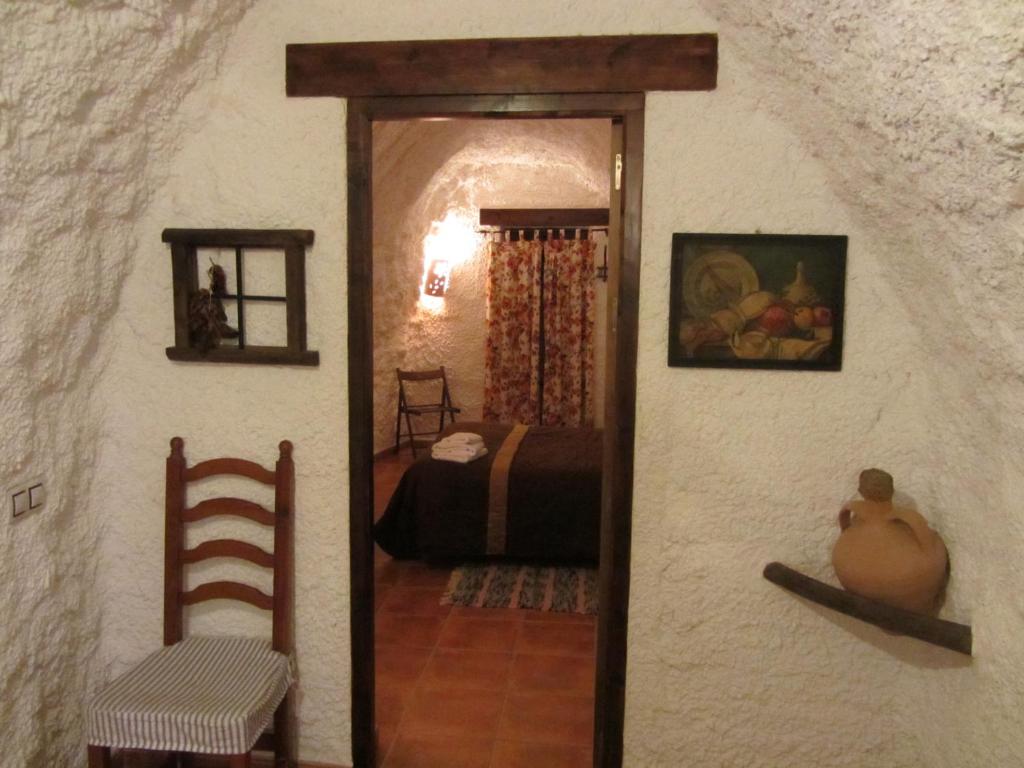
(539, 237), (596, 427)
(483, 236), (596, 427)
(483, 239), (543, 424)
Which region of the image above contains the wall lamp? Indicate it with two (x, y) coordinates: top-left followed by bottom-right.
(423, 259), (450, 297)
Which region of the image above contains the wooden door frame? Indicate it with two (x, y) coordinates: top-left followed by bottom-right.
(346, 93), (644, 768)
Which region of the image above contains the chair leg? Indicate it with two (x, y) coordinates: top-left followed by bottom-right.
(87, 745), (112, 768)
(226, 754), (252, 768)
(405, 410), (417, 457)
(394, 399), (403, 454)
(274, 690), (296, 768)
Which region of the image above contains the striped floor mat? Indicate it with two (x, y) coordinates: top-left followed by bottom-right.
(441, 564), (598, 615)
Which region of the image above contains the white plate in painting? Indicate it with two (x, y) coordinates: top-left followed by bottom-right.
(682, 249), (759, 318)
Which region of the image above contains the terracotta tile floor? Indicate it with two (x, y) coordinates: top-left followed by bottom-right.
(373, 452), (596, 768)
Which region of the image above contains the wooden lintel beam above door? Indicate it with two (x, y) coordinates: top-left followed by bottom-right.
(286, 34), (717, 97)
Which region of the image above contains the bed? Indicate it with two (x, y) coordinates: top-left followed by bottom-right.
(374, 421), (602, 564)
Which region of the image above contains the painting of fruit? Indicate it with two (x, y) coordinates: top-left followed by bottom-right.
(668, 233), (847, 370)
(793, 306), (815, 331)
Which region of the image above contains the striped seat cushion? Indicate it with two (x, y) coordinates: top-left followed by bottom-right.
(88, 636), (294, 754)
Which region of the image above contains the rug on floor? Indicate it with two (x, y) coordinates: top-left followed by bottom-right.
(441, 563), (598, 614)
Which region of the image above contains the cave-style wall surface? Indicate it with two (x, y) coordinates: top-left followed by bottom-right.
(0, 3), (253, 765)
(674, 4), (1024, 764)
(0, 1), (1020, 765)
(698, 0), (1024, 410)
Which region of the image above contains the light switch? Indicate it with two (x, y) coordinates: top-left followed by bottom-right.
(12, 491), (28, 518)
(28, 483), (44, 509)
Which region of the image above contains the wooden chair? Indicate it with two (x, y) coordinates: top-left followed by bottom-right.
(86, 438), (296, 768)
(394, 366), (461, 457)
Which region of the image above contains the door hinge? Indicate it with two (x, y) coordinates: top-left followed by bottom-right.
(614, 153), (623, 190)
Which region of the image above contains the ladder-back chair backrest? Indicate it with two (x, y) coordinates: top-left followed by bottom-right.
(397, 366), (455, 409)
(163, 437), (294, 655)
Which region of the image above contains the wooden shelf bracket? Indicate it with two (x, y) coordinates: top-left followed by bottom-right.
(763, 561), (972, 656)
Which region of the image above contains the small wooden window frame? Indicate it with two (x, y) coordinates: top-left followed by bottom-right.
(163, 228), (319, 366)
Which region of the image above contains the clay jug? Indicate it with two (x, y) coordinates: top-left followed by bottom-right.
(831, 469), (949, 614)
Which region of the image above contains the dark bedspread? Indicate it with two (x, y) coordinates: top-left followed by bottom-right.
(374, 421), (602, 564)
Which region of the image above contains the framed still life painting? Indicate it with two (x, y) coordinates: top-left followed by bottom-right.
(668, 233), (847, 371)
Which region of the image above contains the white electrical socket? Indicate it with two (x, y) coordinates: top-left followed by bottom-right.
(11, 490), (29, 518)
(9, 476), (45, 519)
(28, 482), (44, 509)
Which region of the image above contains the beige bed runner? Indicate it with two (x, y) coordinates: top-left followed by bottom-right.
(486, 423), (530, 555)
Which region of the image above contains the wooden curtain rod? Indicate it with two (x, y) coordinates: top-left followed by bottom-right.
(479, 208), (609, 228)
(478, 227), (606, 242)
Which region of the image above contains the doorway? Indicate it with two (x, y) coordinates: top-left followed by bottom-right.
(371, 116), (611, 767)
(346, 94), (644, 768)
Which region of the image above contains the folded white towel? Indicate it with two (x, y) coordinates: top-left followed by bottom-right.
(431, 446), (488, 464)
(432, 442), (484, 457)
(438, 432), (484, 447)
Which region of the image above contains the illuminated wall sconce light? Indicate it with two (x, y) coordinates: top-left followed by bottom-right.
(423, 259), (450, 297)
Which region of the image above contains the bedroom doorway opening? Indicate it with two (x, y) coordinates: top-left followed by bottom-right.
(346, 93), (644, 768)
(370, 116), (613, 768)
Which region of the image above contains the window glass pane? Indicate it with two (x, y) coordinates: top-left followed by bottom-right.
(243, 249), (287, 296)
(244, 301), (288, 347)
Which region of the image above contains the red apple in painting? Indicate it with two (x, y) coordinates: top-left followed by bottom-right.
(757, 304), (794, 337)
(813, 305), (833, 327)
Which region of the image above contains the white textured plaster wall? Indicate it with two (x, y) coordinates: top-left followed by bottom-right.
(2, 0), (1017, 765)
(0, 3), (253, 766)
(91, 14), (351, 766)
(664, 3), (1024, 766)
(630, 93), (949, 768)
(371, 119), (610, 452)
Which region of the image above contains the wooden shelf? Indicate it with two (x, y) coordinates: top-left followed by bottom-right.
(162, 228), (314, 248)
(166, 346), (319, 367)
(763, 562), (972, 656)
